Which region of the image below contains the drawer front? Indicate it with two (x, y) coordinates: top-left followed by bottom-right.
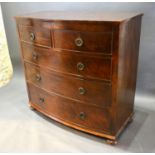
(18, 25), (51, 47)
(28, 83), (111, 132)
(25, 63), (112, 108)
(22, 43), (112, 81)
(53, 29), (112, 54)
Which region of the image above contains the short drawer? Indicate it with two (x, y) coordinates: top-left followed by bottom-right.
(28, 83), (111, 133)
(22, 43), (112, 81)
(18, 25), (51, 47)
(53, 29), (112, 54)
(25, 62), (112, 108)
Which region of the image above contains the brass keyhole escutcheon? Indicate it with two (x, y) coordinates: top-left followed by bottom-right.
(79, 87), (86, 95)
(30, 32), (35, 41)
(79, 112), (86, 120)
(77, 62), (85, 71)
(75, 37), (83, 47)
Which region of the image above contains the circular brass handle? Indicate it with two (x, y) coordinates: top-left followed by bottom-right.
(35, 74), (41, 81)
(30, 32), (35, 41)
(39, 97), (44, 103)
(77, 62), (85, 71)
(79, 112), (86, 120)
(79, 87), (86, 95)
(75, 37), (83, 47)
(32, 52), (38, 60)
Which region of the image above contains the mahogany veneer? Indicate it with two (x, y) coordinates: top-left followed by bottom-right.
(15, 11), (143, 144)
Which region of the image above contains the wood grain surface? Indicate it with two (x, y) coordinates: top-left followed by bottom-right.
(15, 12), (143, 143)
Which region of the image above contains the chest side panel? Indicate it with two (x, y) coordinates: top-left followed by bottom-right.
(115, 15), (142, 135)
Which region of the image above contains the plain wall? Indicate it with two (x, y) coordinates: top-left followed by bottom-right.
(1, 2), (155, 97)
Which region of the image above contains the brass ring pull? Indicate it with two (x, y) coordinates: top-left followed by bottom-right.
(30, 32), (35, 41)
(79, 87), (86, 95)
(77, 62), (85, 71)
(35, 74), (41, 81)
(39, 97), (44, 103)
(79, 112), (86, 120)
(32, 52), (38, 60)
(75, 37), (83, 47)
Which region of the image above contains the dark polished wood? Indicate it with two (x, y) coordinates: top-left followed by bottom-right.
(18, 25), (52, 47)
(114, 16), (143, 133)
(15, 11), (143, 144)
(25, 62), (112, 108)
(28, 83), (111, 133)
(21, 42), (112, 81)
(15, 11), (142, 22)
(53, 29), (112, 53)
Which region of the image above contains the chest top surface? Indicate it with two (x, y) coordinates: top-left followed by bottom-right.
(15, 11), (143, 22)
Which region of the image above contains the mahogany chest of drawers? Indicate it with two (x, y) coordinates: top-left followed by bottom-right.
(15, 11), (143, 144)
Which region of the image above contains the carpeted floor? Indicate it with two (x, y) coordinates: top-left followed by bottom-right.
(0, 65), (155, 153)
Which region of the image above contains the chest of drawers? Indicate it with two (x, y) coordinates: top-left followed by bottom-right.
(15, 11), (143, 144)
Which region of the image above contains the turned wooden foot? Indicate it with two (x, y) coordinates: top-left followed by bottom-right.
(105, 139), (118, 145)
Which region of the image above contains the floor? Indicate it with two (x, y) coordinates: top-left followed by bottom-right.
(0, 65), (155, 153)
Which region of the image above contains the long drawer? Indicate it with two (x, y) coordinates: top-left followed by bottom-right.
(22, 42), (112, 81)
(28, 83), (111, 133)
(25, 62), (112, 108)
